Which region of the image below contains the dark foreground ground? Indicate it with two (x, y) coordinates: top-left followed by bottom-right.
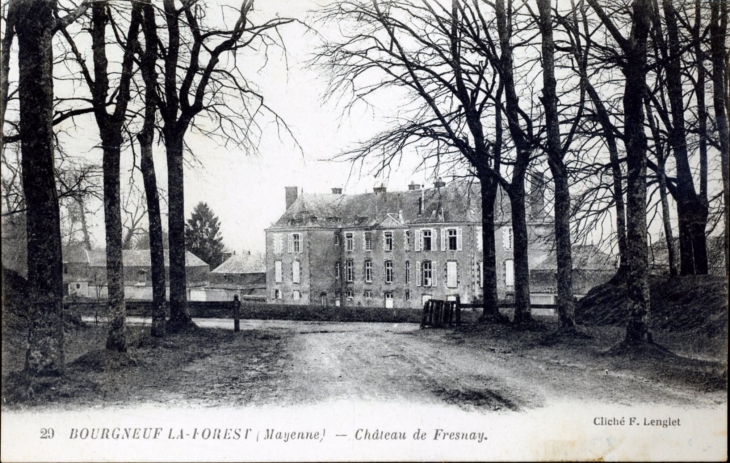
(2, 316), (726, 411)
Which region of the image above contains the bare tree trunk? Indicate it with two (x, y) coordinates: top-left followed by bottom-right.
(537, 0), (574, 330)
(478, 176), (507, 323)
(494, 0), (533, 325)
(14, 0), (65, 375)
(76, 197), (92, 250)
(658, 162), (678, 276)
(710, 0), (729, 279)
(101, 140), (126, 352)
(658, 0), (708, 275)
(693, 0), (709, 225)
(138, 0), (166, 337)
(165, 132), (195, 331)
(645, 100), (679, 276)
(509, 171), (533, 325)
(621, 0), (652, 344)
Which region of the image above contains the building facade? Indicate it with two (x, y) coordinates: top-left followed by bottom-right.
(197, 251), (267, 301)
(266, 179), (558, 309)
(62, 248), (210, 300)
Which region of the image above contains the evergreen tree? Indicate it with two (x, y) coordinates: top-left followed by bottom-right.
(185, 202), (225, 269)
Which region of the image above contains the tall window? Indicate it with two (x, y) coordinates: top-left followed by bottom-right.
(422, 261), (432, 286)
(385, 260), (394, 284)
(422, 229), (432, 251)
(447, 261), (457, 288)
(345, 260), (354, 282)
(364, 232), (373, 251)
(292, 233), (301, 253)
(384, 231), (393, 251)
(405, 261), (410, 284)
(505, 259), (515, 286)
(292, 261), (300, 284)
(292, 290), (301, 300)
(476, 226), (483, 251)
(273, 233), (283, 254)
(346, 232), (354, 251)
(334, 232), (340, 245)
(447, 229), (458, 250)
(405, 230), (411, 251)
(335, 262), (341, 279)
(503, 228), (513, 250)
(275, 261), (282, 283)
(275, 289), (282, 300)
(364, 290), (372, 299)
(365, 260), (373, 282)
(346, 288), (354, 300)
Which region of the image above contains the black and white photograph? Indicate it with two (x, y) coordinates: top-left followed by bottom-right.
(1, 0), (728, 461)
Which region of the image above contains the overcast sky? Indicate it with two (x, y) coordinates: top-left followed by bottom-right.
(9, 0), (713, 261)
(46, 0), (435, 257)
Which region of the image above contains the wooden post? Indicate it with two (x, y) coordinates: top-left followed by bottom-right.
(421, 300), (429, 328)
(455, 295), (461, 325)
(233, 295), (241, 332)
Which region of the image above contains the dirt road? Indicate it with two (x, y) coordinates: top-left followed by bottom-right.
(8, 318), (723, 411)
(225, 320), (721, 411)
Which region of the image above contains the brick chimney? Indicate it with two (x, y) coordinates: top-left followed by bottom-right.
(408, 182), (421, 191)
(373, 185), (387, 194)
(331, 187), (343, 194)
(285, 186), (299, 210)
(528, 172), (545, 218)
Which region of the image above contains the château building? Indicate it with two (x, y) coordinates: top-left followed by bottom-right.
(265, 178), (562, 309)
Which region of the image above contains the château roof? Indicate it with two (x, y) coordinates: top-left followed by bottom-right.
(269, 181), (524, 230)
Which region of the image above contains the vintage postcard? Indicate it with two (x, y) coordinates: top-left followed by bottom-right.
(1, 0), (728, 461)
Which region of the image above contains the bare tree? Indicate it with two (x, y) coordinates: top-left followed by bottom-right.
(154, 0), (295, 332)
(532, 0), (586, 331)
(5, 0), (89, 375)
(562, 0), (629, 279)
(317, 0), (521, 323)
(60, 1), (143, 352)
(587, 0), (653, 345)
(135, 0), (166, 338)
(121, 182), (149, 250)
(709, 0), (728, 278)
(645, 0), (708, 275)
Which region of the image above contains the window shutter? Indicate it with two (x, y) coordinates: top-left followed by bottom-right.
(480, 262), (483, 287)
(432, 229), (437, 250)
(415, 230), (421, 252)
(383, 231), (387, 251)
(416, 261), (421, 286)
(432, 260), (438, 287)
(440, 228), (446, 251)
(363, 232), (367, 251)
(476, 226), (482, 251)
(502, 228), (509, 250)
(288, 234), (294, 253)
(271, 289), (275, 300)
(457, 228), (463, 251)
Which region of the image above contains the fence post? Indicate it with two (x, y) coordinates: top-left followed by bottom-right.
(233, 295), (241, 332)
(421, 300), (430, 328)
(455, 295), (461, 325)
